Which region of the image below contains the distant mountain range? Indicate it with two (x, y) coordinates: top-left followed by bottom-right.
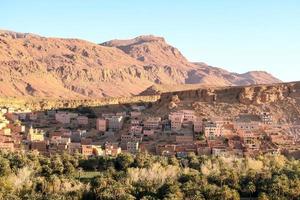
(0, 30), (281, 98)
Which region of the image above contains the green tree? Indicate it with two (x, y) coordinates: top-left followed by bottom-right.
(0, 157), (11, 176)
(258, 192), (269, 200)
(244, 181), (256, 199)
(115, 153), (134, 170)
(158, 181), (183, 200)
(219, 186), (240, 200)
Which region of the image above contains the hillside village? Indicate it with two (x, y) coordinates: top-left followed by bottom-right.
(0, 95), (299, 159)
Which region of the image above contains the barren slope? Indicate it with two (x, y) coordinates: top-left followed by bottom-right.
(0, 30), (281, 98)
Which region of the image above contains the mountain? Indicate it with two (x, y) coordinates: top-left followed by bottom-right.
(0, 30), (281, 99)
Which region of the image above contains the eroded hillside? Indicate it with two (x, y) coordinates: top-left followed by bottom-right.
(0, 30), (281, 98)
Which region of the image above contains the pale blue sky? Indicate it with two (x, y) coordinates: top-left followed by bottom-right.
(1, 0), (300, 81)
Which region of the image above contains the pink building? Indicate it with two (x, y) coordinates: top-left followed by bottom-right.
(96, 118), (107, 132)
(169, 112), (184, 130)
(55, 112), (70, 124)
(0, 141), (14, 152)
(77, 116), (89, 125)
(144, 117), (161, 129)
(181, 110), (195, 122)
(143, 129), (155, 137)
(193, 117), (203, 133)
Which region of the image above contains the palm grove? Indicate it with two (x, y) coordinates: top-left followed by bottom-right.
(0, 151), (299, 200)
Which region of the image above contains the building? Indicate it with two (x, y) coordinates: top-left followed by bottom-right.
(29, 112), (38, 121)
(261, 112), (273, 124)
(239, 130), (260, 150)
(47, 110), (56, 117)
(127, 141), (139, 154)
(77, 116), (89, 125)
(131, 119), (141, 126)
(102, 113), (115, 118)
(130, 125), (143, 134)
(96, 118), (107, 132)
(31, 141), (48, 154)
(0, 108), (7, 114)
(156, 144), (176, 156)
(81, 145), (94, 156)
(17, 112), (27, 121)
(104, 142), (121, 156)
(169, 112), (184, 130)
(68, 142), (81, 154)
(50, 135), (71, 145)
(5, 113), (19, 122)
(0, 128), (11, 136)
(175, 134), (194, 143)
(212, 147), (228, 156)
(193, 117), (203, 133)
(0, 141), (14, 152)
(116, 112), (127, 117)
(131, 111), (141, 118)
(71, 130), (83, 142)
(121, 133), (134, 143)
(196, 141), (212, 155)
(27, 126), (44, 141)
(143, 129), (155, 138)
(55, 112), (71, 124)
(143, 117), (161, 129)
(9, 124), (25, 133)
(203, 121), (223, 139)
(181, 110), (195, 122)
(107, 116), (124, 131)
(81, 145), (104, 156)
(234, 121), (261, 132)
(131, 105), (146, 111)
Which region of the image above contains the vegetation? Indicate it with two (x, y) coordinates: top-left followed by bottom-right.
(0, 151), (299, 199)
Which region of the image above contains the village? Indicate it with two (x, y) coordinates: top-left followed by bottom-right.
(0, 102), (299, 158)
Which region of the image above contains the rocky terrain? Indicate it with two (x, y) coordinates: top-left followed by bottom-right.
(1, 81), (299, 126)
(0, 30), (281, 99)
(150, 81), (300, 124)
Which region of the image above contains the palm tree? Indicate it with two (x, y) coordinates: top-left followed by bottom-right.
(245, 181), (256, 199)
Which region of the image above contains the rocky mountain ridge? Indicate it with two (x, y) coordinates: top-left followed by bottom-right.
(0, 30), (281, 98)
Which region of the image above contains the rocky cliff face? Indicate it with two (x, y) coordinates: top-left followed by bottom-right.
(149, 82), (300, 124)
(1, 82), (299, 116)
(0, 30), (281, 99)
(159, 82), (300, 105)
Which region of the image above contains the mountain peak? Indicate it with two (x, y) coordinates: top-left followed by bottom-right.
(0, 30), (39, 39)
(101, 35), (165, 47)
(101, 34), (189, 67)
(0, 30), (281, 98)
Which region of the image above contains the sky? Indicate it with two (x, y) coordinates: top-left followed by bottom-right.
(1, 0), (300, 82)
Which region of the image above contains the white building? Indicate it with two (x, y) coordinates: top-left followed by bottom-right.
(203, 121), (223, 139)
